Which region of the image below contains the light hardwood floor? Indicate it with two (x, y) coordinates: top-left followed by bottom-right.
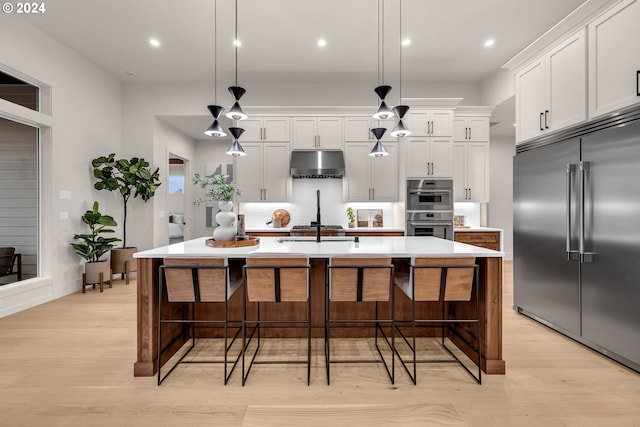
(1, 262), (639, 427)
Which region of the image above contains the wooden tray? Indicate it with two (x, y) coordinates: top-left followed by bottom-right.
(206, 237), (260, 248)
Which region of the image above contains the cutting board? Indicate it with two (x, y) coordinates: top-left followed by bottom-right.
(272, 209), (291, 227)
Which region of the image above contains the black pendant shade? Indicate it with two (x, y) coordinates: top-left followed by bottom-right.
(204, 104), (227, 137)
(228, 126), (245, 139)
(207, 104), (224, 118)
(370, 127), (387, 141)
(226, 127), (246, 157)
(204, 120), (227, 137)
(374, 85), (392, 100)
(392, 105), (409, 119)
(228, 86), (246, 101)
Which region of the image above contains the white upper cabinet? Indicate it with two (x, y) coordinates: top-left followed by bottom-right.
(234, 142), (291, 202)
(588, 0), (640, 118)
(343, 116), (394, 142)
(240, 116), (290, 141)
(406, 109), (454, 137)
(405, 137), (453, 178)
(343, 142), (398, 202)
(515, 28), (587, 143)
(452, 142), (489, 203)
(292, 116), (342, 149)
(453, 116), (490, 142)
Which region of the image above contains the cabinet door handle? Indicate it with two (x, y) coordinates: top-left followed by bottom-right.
(468, 188), (471, 200)
(371, 188), (375, 200)
(544, 110), (549, 129)
(263, 128), (267, 140)
(468, 127), (471, 140)
(539, 112), (544, 131)
(263, 188), (267, 200)
(636, 70), (639, 96)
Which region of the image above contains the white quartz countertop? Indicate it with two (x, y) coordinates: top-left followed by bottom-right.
(245, 227), (404, 233)
(454, 227), (502, 233)
(134, 236), (504, 259)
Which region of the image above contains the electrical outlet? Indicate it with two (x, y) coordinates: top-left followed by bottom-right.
(59, 212), (69, 221)
(59, 190), (72, 200)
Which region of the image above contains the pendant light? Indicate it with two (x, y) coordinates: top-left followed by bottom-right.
(369, 127), (389, 157)
(204, 0), (227, 138)
(226, 127), (246, 157)
(390, 0), (412, 137)
(225, 0), (248, 121)
(372, 0), (395, 121)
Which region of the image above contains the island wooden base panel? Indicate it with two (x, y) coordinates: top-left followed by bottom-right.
(137, 257), (504, 376)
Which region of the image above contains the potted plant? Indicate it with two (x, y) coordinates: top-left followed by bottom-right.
(92, 153), (161, 281)
(70, 201), (121, 292)
(346, 207), (356, 228)
(193, 172), (240, 241)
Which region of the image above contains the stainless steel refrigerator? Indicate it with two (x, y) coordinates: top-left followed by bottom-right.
(514, 117), (640, 373)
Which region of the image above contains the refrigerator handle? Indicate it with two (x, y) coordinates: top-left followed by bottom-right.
(566, 163), (578, 260)
(580, 161), (594, 263)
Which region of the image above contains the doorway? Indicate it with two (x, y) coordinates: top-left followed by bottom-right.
(168, 155), (187, 244)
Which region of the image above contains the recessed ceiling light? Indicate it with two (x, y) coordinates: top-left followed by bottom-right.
(401, 38), (411, 46)
(149, 38), (161, 47)
(484, 39), (495, 47)
(233, 39), (242, 47)
(317, 39), (327, 47)
(513, 123), (517, 127)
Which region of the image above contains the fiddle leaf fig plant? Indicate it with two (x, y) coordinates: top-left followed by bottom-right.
(92, 153), (161, 248)
(70, 201), (121, 263)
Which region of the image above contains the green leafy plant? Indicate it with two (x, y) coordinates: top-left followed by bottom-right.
(70, 201), (121, 263)
(346, 207), (355, 224)
(92, 153), (161, 248)
(192, 173), (240, 205)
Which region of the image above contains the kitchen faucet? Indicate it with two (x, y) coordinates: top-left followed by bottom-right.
(316, 189), (321, 242)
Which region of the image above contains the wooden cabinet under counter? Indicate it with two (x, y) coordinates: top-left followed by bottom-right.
(345, 230), (404, 237)
(454, 230), (501, 251)
(246, 231), (290, 237)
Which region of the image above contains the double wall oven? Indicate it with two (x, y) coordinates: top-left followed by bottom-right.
(406, 179), (454, 239)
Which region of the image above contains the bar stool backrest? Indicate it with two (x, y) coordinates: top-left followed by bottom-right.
(163, 257), (230, 302)
(411, 257), (476, 302)
(245, 254), (309, 302)
(0, 247), (16, 276)
(329, 256), (393, 302)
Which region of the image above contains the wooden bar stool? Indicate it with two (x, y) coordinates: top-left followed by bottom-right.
(242, 254), (311, 385)
(325, 255), (395, 385)
(157, 257), (243, 385)
(394, 257), (481, 384)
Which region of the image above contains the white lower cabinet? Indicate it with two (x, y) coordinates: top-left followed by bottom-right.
(343, 142), (398, 201)
(234, 142), (291, 202)
(452, 142), (489, 203)
(405, 137), (453, 178)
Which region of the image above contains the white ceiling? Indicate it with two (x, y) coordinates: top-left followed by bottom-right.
(22, 0), (587, 137)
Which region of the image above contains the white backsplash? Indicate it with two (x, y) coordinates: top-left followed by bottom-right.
(453, 202), (481, 227)
(239, 179), (399, 228)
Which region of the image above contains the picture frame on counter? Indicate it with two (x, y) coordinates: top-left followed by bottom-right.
(357, 209), (383, 228)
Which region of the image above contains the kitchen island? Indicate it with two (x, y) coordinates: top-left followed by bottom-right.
(133, 236), (504, 377)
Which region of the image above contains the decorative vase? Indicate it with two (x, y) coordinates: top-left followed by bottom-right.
(213, 200), (237, 241)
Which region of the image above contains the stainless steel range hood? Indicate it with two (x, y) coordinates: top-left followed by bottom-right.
(290, 150), (345, 178)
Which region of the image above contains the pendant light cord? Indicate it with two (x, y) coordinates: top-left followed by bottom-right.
(234, 0), (238, 86)
(399, 0), (402, 103)
(381, 0), (385, 85)
(214, 0), (217, 102)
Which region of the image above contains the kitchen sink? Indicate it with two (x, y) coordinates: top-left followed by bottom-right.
(277, 237), (358, 243)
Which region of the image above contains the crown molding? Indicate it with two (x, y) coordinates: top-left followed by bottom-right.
(502, 0), (618, 72)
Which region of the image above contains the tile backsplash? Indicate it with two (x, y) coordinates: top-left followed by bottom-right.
(239, 179), (399, 228)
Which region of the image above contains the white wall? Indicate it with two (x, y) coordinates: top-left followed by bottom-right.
(488, 136), (515, 260)
(0, 17), (122, 316)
